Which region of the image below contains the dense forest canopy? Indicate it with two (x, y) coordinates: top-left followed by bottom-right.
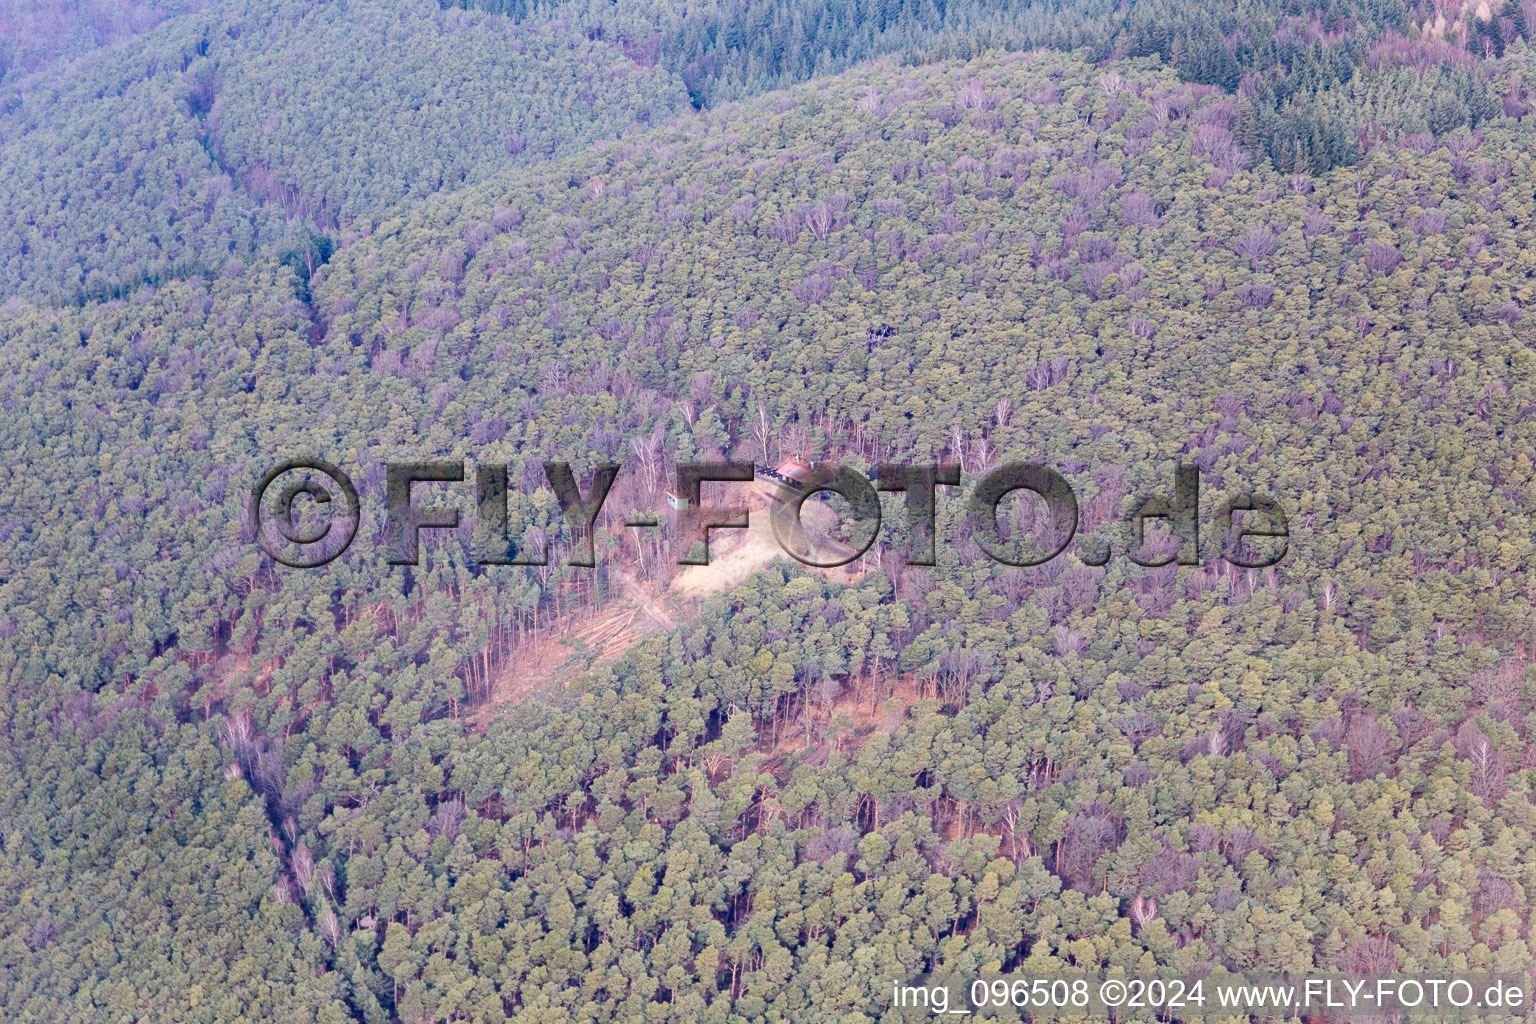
(4, 0), (1536, 1022)
(453, 0), (1527, 167)
(0, 0), (217, 82)
(0, 0), (689, 304)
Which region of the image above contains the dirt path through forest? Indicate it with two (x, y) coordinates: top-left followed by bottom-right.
(669, 501), (788, 600)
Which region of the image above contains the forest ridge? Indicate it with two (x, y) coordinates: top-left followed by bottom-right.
(3, 1), (1536, 1023)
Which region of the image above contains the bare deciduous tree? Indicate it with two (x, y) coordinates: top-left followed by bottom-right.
(1345, 716), (1396, 781)
(752, 402), (775, 464)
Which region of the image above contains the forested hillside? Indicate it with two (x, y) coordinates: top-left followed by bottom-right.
(5, 28), (1536, 1020)
(456, 0), (1529, 168)
(0, 0), (688, 304)
(0, 0), (214, 83)
(6, 0), (1529, 305)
